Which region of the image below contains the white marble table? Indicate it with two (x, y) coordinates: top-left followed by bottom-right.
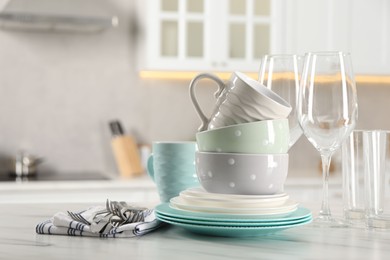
(1, 179), (390, 259)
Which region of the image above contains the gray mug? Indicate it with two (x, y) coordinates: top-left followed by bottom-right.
(189, 71), (292, 131)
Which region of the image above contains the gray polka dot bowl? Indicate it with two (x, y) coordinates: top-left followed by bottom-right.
(195, 152), (289, 195)
(196, 119), (289, 154)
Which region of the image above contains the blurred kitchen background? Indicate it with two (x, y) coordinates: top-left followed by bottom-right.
(0, 0), (389, 180)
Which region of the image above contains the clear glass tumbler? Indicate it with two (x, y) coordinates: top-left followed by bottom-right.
(364, 130), (390, 229)
(342, 130), (366, 226)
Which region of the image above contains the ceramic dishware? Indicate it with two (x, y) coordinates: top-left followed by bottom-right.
(169, 196), (298, 215)
(179, 188), (289, 208)
(156, 214), (312, 227)
(181, 187), (287, 200)
(156, 203), (312, 222)
(147, 141), (199, 202)
(195, 152), (289, 195)
(196, 119), (289, 154)
(189, 71), (292, 131)
(155, 203), (313, 237)
(156, 217), (311, 237)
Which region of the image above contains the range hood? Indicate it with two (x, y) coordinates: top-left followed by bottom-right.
(0, 0), (118, 33)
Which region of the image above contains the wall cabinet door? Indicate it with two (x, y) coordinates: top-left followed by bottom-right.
(284, 0), (390, 74)
(142, 0), (284, 72)
(143, 0), (207, 71)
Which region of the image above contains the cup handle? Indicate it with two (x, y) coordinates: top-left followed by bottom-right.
(189, 73), (225, 132)
(147, 154), (154, 181)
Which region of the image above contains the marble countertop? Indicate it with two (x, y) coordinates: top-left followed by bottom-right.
(1, 178), (389, 259)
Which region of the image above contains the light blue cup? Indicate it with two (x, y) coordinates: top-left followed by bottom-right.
(147, 141), (199, 203)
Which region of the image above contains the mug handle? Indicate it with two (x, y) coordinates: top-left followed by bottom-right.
(147, 154), (154, 181)
(189, 73), (225, 132)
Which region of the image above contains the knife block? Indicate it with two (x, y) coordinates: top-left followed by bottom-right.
(110, 121), (144, 178)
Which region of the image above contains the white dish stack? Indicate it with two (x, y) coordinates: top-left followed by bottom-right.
(170, 187), (298, 215)
(158, 186), (311, 237)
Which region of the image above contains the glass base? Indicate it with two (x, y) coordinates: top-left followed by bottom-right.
(368, 217), (390, 229)
(345, 209), (365, 220)
(344, 209), (366, 228)
(311, 214), (349, 228)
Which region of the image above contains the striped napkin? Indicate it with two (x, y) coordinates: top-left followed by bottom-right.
(36, 201), (163, 238)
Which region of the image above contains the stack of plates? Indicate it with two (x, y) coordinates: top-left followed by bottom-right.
(155, 187), (312, 237)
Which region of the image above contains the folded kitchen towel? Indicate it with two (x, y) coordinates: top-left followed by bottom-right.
(36, 200), (164, 238)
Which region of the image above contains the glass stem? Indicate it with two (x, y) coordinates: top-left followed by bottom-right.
(319, 152), (332, 218)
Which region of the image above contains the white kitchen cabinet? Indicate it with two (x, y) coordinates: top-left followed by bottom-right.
(141, 0), (285, 72)
(140, 0), (389, 75)
(284, 0), (390, 75)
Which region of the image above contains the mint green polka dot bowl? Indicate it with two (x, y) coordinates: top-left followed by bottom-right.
(196, 119), (289, 154)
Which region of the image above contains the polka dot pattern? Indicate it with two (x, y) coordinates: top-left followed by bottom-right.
(196, 118), (289, 154)
(195, 152), (288, 195)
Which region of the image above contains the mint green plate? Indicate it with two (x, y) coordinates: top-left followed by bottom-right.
(155, 203), (311, 223)
(156, 213), (312, 227)
(157, 216), (312, 237)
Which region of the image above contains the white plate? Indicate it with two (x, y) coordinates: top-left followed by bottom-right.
(179, 192), (289, 208)
(156, 203), (312, 221)
(170, 197), (298, 215)
(182, 187), (287, 201)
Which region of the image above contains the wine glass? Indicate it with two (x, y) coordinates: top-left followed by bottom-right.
(259, 54), (303, 149)
(298, 52), (358, 226)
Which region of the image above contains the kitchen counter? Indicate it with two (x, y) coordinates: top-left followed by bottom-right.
(1, 178), (389, 259)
